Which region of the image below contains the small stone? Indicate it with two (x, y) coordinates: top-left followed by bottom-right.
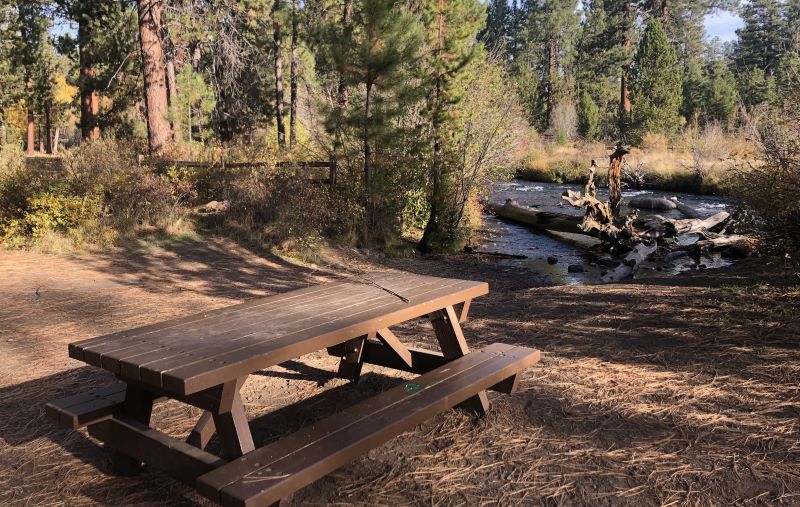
(567, 264), (584, 273)
(547, 256), (558, 265)
(698, 264), (707, 269)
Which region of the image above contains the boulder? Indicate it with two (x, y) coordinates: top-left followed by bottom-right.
(628, 196), (677, 211)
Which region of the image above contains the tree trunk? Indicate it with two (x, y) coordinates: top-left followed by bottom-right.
(44, 103), (52, 154)
(660, 0), (669, 26)
(162, 10), (179, 141)
(53, 127), (60, 154)
(273, 0), (286, 148)
(546, 39), (556, 129)
(337, 0), (352, 111)
(26, 108), (34, 155)
(38, 122), (44, 152)
(419, 0), (446, 253)
(78, 18), (100, 140)
(619, 1), (632, 134)
(289, 0), (298, 147)
(331, 0), (353, 183)
(137, 0), (172, 155)
(363, 80), (373, 187)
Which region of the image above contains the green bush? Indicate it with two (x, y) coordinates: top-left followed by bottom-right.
(1, 139), (188, 248)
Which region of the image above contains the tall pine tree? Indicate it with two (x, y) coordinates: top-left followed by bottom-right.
(630, 18), (682, 141)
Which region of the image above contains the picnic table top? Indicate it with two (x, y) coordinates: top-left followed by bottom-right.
(69, 272), (488, 396)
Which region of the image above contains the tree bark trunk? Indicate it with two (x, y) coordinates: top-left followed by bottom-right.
(337, 0), (352, 111)
(273, 0), (286, 148)
(619, 1), (632, 134)
(26, 108), (35, 155)
(162, 9), (179, 141)
(44, 102), (52, 154)
(289, 0), (298, 147)
(363, 80), (373, 186)
(660, 0), (669, 26)
(53, 127), (60, 154)
(546, 39), (556, 129)
(419, 0), (446, 253)
(137, 0), (172, 155)
(78, 18), (100, 140)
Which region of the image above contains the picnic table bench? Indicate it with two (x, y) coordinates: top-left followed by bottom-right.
(47, 272), (540, 506)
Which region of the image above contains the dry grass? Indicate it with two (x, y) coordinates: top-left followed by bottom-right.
(0, 243), (798, 506)
(515, 136), (754, 193)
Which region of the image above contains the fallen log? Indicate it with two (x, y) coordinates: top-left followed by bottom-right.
(600, 242), (657, 283)
(489, 199), (597, 237)
(669, 197), (702, 219)
(668, 211), (730, 235)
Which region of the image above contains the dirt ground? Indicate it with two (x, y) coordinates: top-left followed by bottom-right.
(0, 237), (798, 506)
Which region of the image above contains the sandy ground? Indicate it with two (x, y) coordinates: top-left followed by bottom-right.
(0, 237), (798, 506)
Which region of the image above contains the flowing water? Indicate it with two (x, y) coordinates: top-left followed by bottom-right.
(476, 180), (735, 285)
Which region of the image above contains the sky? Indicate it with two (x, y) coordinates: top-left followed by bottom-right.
(702, 10), (745, 42)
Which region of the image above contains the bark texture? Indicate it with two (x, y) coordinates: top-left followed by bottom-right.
(78, 19), (100, 140)
(137, 0), (172, 154)
(289, 0), (298, 147)
(273, 0), (286, 148)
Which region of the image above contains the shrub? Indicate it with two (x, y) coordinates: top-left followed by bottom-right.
(1, 139), (189, 248)
(732, 96), (800, 251)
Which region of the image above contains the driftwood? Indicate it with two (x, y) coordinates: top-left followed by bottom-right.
(668, 211), (730, 235)
(561, 160), (637, 243)
(600, 242), (657, 283)
(608, 145), (629, 213)
(670, 197), (702, 219)
(489, 199), (594, 237)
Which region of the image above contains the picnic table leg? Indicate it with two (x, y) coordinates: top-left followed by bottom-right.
(111, 384), (155, 475)
(428, 306), (490, 416)
(335, 334), (369, 382)
(212, 377), (255, 458)
(187, 411), (216, 450)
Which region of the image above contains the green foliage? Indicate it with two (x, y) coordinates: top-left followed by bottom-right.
(631, 19), (683, 142)
(577, 90), (601, 140)
(732, 81), (800, 250)
(170, 66), (216, 147)
(0, 139), (186, 247)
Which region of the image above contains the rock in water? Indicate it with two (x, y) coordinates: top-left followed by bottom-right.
(628, 196), (677, 211)
(547, 256), (558, 265)
(567, 264), (584, 273)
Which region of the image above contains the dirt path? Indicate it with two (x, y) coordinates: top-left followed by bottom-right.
(0, 239), (798, 506)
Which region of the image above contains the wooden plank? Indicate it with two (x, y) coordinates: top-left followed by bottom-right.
(428, 305), (488, 416)
(88, 416), (226, 485)
(196, 344), (541, 506)
(135, 275), (440, 388)
(187, 411), (216, 450)
(429, 306), (470, 360)
(165, 280), (488, 395)
(100, 278), (394, 369)
(69, 280), (352, 362)
(212, 379), (254, 458)
(82, 281), (368, 369)
(360, 340), (447, 374)
(335, 334), (368, 381)
(458, 299), (471, 323)
(197, 343), (517, 501)
(45, 384), (128, 429)
(374, 329), (413, 369)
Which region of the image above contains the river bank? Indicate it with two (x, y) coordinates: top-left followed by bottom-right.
(475, 179), (735, 285)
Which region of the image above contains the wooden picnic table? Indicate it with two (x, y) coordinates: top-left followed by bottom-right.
(47, 272), (540, 506)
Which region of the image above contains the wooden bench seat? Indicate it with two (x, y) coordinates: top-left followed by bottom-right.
(45, 383), (128, 429)
(196, 342), (540, 507)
